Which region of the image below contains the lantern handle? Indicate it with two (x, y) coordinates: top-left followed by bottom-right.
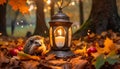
(54, 0), (71, 10)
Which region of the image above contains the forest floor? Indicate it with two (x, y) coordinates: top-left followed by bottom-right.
(0, 30), (120, 69)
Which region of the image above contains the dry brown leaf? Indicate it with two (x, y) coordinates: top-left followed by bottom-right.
(21, 60), (39, 69)
(48, 59), (67, 66)
(18, 52), (40, 61)
(70, 58), (88, 69)
(45, 54), (56, 60)
(0, 51), (9, 66)
(62, 63), (72, 69)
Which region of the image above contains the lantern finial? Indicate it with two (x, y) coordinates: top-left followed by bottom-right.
(55, 0), (71, 10)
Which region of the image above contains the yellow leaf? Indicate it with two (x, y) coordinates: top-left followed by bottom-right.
(104, 37), (115, 53)
(74, 45), (87, 55)
(95, 42), (104, 54)
(91, 52), (101, 59)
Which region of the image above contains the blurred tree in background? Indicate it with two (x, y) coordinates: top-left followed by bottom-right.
(0, 0), (120, 38)
(0, 3), (7, 36)
(0, 0), (28, 36)
(33, 0), (49, 37)
(73, 0), (120, 39)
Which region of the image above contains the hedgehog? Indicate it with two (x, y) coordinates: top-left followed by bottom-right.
(23, 35), (49, 55)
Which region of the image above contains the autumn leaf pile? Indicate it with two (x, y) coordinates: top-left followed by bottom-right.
(72, 30), (120, 69)
(0, 30), (120, 69)
(0, 37), (47, 69)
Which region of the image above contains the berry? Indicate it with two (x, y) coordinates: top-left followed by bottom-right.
(9, 49), (19, 56)
(16, 46), (23, 51)
(87, 47), (97, 54)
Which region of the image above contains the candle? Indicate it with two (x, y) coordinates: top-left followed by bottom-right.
(55, 36), (65, 48)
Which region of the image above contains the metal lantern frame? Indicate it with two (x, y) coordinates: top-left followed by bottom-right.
(48, 7), (74, 57)
(48, 0), (74, 58)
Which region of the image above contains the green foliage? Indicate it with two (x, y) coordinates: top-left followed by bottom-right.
(95, 54), (105, 69)
(95, 51), (119, 69)
(106, 51), (119, 65)
(106, 57), (118, 65)
(18, 52), (28, 57)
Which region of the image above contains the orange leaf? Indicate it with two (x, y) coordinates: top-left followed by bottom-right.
(8, 0), (29, 14)
(0, 0), (6, 5)
(19, 6), (29, 14)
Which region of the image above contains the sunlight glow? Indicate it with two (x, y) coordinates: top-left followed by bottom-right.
(29, 5), (34, 11)
(27, 0), (33, 5)
(71, 1), (75, 6)
(34, 6), (37, 10)
(17, 22), (19, 25)
(48, 6), (51, 10)
(21, 20), (23, 23)
(30, 24), (32, 27)
(44, 31), (47, 34)
(21, 26), (24, 28)
(47, 0), (51, 5)
(44, 9), (47, 12)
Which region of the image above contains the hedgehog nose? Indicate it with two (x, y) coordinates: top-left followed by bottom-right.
(35, 42), (41, 46)
(38, 44), (41, 46)
(36, 43), (41, 46)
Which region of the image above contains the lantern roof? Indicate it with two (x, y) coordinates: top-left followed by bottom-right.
(51, 8), (70, 22)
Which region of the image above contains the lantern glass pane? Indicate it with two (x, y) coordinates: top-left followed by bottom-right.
(50, 27), (53, 46)
(54, 26), (66, 48)
(68, 27), (72, 47)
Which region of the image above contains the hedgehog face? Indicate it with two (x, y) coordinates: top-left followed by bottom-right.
(30, 39), (42, 47)
(23, 36), (45, 55)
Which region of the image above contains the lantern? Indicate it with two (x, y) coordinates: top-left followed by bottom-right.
(48, 8), (74, 57)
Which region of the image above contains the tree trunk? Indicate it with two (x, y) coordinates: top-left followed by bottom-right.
(50, 1), (55, 19)
(0, 4), (7, 36)
(11, 11), (19, 36)
(73, 0), (120, 39)
(34, 0), (49, 37)
(50, 1), (55, 20)
(79, 0), (84, 25)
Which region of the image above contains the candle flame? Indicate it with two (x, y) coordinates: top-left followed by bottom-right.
(58, 29), (62, 36)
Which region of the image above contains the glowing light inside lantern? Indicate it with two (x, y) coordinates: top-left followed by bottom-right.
(58, 29), (62, 36)
(55, 27), (65, 48)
